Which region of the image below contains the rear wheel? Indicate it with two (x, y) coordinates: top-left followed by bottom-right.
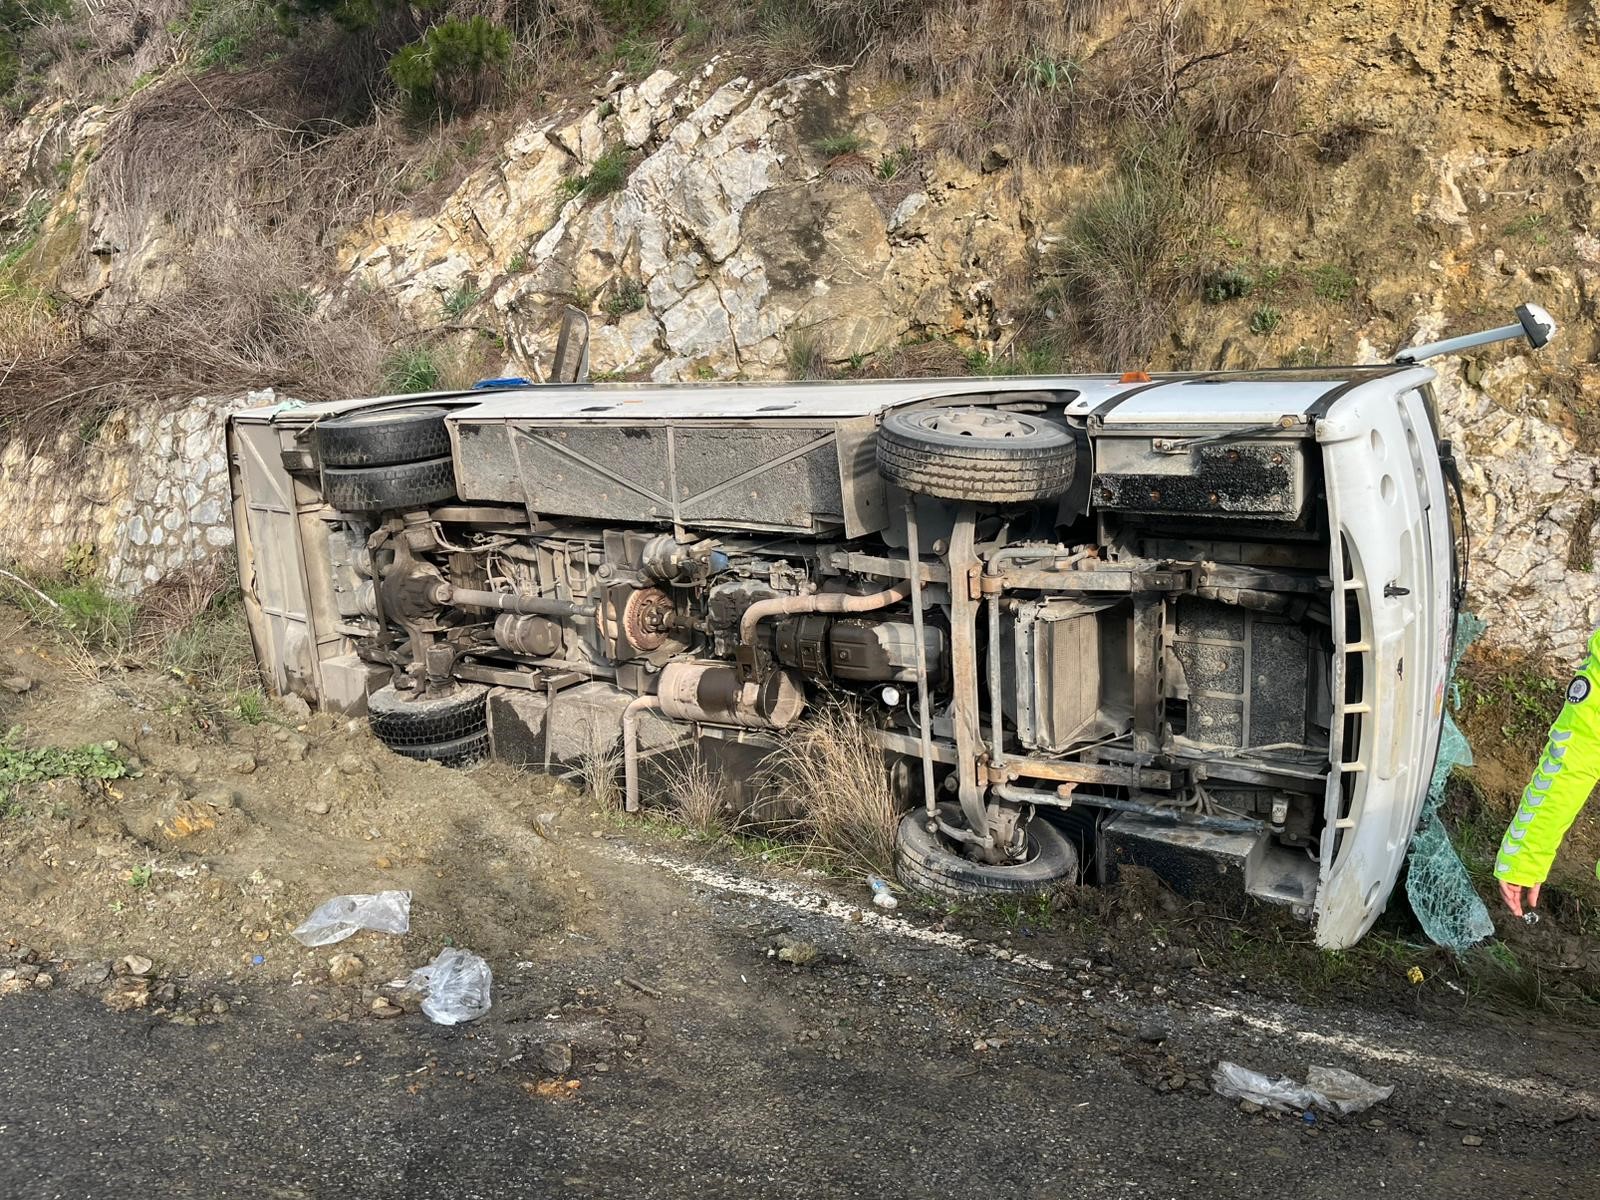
(896, 802), (1079, 899)
(316, 406), (452, 468)
(323, 457), (458, 512)
(387, 730), (491, 769)
(876, 405), (1078, 504)
(368, 683), (489, 755)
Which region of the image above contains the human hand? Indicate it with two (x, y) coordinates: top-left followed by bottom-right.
(1498, 881), (1541, 918)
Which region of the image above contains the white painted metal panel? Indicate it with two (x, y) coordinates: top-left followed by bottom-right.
(1311, 366), (1450, 948)
(1097, 378), (1351, 426)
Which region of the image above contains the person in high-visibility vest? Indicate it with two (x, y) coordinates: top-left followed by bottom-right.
(1495, 627), (1600, 917)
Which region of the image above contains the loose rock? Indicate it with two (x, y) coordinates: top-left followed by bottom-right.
(535, 1042), (574, 1075)
(1, 674), (34, 693)
(370, 997), (404, 1019)
(337, 753), (366, 776)
(1462, 1135), (1484, 1147)
(196, 787), (241, 810)
(115, 954), (154, 977)
(104, 978), (152, 1011)
(304, 798), (332, 816)
(328, 953), (365, 983)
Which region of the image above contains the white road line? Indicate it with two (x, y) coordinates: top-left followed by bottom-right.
(608, 845), (1055, 972)
(1197, 1004), (1600, 1110)
(611, 843), (1600, 1112)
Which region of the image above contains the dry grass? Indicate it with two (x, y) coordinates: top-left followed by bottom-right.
(1049, 131), (1208, 367)
(0, 555), (261, 692)
(759, 702), (901, 878)
(89, 73), (410, 247)
(660, 749), (729, 836)
(1, 69), (431, 442)
(580, 719), (624, 812)
(132, 559), (259, 695)
(784, 327), (836, 380)
(858, 338), (971, 378)
(0, 238), (410, 445)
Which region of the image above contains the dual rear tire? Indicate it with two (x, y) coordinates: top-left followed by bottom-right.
(368, 683), (490, 769)
(316, 406), (458, 511)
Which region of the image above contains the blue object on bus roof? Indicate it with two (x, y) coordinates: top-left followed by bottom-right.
(472, 376), (533, 389)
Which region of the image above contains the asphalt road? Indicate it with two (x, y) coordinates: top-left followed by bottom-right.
(3, 839), (1598, 1199)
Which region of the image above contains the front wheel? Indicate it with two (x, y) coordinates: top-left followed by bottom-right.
(876, 405), (1079, 504)
(896, 802), (1079, 899)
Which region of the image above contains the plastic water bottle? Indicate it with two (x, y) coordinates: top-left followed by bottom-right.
(867, 876), (898, 911)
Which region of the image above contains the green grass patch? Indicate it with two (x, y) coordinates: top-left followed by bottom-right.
(584, 148), (630, 197)
(876, 147), (915, 181)
(964, 345), (1063, 376)
(1307, 264), (1356, 302)
(27, 579), (135, 650)
(233, 688), (267, 725)
(815, 132), (864, 157)
(561, 148), (632, 202)
(441, 283), (481, 321)
(1456, 660), (1565, 744)
(382, 346), (444, 393)
(1503, 212), (1547, 238)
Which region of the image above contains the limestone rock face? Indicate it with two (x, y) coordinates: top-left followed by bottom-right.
(337, 68), (1034, 384)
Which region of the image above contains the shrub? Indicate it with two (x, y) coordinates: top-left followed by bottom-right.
(387, 16), (512, 113)
(605, 278), (645, 317)
(583, 147), (630, 196)
(1051, 132), (1206, 366)
(1202, 267), (1252, 303)
(1249, 304), (1282, 335)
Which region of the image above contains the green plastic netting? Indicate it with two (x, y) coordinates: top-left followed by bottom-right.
(1404, 612), (1494, 951)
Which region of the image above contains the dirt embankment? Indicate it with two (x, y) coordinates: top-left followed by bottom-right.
(0, 599), (583, 1021)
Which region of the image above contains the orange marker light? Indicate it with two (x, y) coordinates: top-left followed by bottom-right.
(1119, 371), (1151, 383)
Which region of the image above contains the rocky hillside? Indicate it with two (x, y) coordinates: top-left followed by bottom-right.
(1, 0), (1598, 655)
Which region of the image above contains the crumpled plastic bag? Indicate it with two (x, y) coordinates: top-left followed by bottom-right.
(392, 947), (492, 1025)
(1212, 1061), (1393, 1115)
(291, 891), (412, 947)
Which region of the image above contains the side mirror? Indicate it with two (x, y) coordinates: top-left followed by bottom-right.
(1394, 301), (1559, 364)
(551, 306), (591, 384)
(1516, 302), (1556, 350)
